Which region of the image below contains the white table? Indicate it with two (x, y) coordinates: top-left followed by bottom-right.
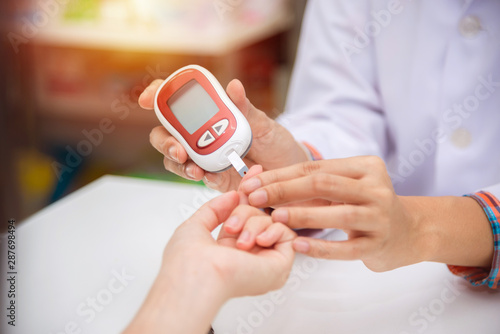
(1, 175), (499, 334)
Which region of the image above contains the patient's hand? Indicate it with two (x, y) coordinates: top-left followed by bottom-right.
(124, 177), (296, 334)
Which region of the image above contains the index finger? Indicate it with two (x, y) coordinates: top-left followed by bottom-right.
(235, 165), (263, 205)
(138, 79), (164, 110)
(240, 158), (366, 195)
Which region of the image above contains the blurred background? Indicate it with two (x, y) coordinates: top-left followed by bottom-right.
(0, 0), (307, 222)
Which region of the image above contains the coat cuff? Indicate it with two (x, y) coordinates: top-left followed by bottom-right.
(301, 142), (323, 161)
(447, 191), (500, 289)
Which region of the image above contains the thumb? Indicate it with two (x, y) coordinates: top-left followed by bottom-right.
(227, 79), (269, 126)
(187, 191), (240, 232)
(226, 79), (276, 145)
(226, 79), (251, 117)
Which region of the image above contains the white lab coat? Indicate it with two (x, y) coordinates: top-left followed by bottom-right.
(281, 0), (500, 198)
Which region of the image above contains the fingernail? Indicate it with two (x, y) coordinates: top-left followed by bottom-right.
(225, 216), (239, 229)
(293, 240), (310, 254)
(249, 190), (268, 206)
(169, 146), (178, 162)
(272, 209), (289, 223)
(238, 230), (250, 244)
(142, 85), (155, 98)
(185, 164), (196, 179)
(242, 178), (261, 193)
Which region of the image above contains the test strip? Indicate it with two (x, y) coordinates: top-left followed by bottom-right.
(228, 151), (249, 177)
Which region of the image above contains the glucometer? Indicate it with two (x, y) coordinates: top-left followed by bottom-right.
(154, 65), (252, 176)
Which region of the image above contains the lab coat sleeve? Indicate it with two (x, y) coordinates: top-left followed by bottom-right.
(484, 184), (500, 202)
(279, 0), (390, 159)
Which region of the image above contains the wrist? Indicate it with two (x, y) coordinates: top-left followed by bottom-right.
(398, 196), (440, 265)
(400, 196), (493, 267)
(124, 262), (228, 334)
(270, 121), (310, 165)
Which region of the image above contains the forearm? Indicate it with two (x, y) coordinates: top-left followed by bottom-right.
(403, 196), (494, 268)
(123, 267), (226, 334)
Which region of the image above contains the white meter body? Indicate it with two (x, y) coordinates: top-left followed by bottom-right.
(154, 65), (252, 174)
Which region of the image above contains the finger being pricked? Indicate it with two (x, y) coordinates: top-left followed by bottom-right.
(217, 205), (271, 251)
(256, 222), (297, 248)
(221, 204), (267, 236)
(236, 215), (275, 251)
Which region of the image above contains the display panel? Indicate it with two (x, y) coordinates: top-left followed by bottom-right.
(168, 80), (220, 134)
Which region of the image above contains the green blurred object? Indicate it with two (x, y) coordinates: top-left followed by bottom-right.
(63, 0), (100, 21)
(124, 171), (206, 186)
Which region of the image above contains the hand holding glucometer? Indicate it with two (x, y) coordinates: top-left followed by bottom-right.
(154, 65), (252, 177)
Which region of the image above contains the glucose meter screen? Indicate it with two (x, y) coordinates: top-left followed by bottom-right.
(168, 80), (220, 134)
